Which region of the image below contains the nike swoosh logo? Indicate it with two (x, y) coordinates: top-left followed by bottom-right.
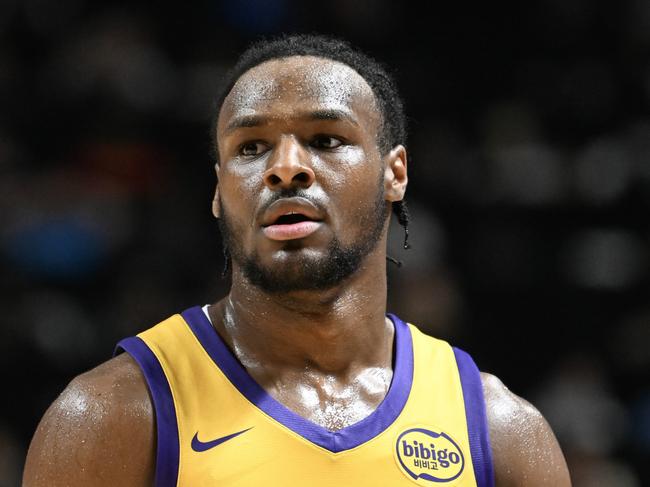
(191, 427), (253, 452)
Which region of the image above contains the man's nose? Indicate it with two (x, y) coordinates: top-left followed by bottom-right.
(263, 136), (315, 190)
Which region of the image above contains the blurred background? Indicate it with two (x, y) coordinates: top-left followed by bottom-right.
(1, 0), (649, 485)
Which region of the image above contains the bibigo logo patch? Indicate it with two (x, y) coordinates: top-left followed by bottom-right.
(394, 427), (464, 484)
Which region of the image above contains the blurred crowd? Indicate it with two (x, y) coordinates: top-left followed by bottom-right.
(1, 0), (648, 485)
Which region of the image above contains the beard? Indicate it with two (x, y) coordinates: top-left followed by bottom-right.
(217, 177), (389, 294)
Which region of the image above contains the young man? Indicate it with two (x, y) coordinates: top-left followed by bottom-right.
(24, 35), (571, 486)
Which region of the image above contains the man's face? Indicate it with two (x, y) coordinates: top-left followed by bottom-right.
(215, 56), (397, 293)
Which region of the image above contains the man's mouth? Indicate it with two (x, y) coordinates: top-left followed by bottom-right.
(272, 213), (313, 225)
(262, 212), (322, 241)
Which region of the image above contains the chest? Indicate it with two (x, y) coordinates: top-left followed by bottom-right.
(255, 368), (393, 431)
(128, 309), (488, 486)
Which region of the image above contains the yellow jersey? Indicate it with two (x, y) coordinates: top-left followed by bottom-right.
(116, 306), (493, 486)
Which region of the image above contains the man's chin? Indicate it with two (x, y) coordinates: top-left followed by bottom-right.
(246, 272), (341, 294)
(240, 246), (363, 294)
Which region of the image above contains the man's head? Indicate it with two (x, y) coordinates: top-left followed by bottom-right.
(212, 35), (409, 293)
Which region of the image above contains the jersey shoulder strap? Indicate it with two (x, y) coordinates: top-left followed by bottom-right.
(452, 345), (495, 487)
(115, 315), (186, 487)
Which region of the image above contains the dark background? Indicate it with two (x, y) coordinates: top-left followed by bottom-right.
(1, 1), (649, 485)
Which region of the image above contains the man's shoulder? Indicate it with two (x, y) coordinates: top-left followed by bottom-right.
(57, 352), (153, 421)
(23, 354), (155, 486)
(481, 371), (537, 419)
(480, 372), (571, 487)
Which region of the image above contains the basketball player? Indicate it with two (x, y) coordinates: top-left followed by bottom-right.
(24, 35), (571, 486)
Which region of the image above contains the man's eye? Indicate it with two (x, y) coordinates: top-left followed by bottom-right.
(311, 136), (343, 149)
(239, 142), (267, 156)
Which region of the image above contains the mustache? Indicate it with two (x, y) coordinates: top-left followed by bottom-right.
(258, 187), (327, 214)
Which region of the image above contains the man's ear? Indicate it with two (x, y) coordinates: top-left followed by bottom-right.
(212, 164), (221, 219)
(384, 145), (408, 202)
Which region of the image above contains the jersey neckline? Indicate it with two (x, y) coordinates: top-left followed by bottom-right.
(180, 305), (414, 453)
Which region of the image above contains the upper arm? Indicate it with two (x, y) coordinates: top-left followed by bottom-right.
(23, 353), (156, 487)
(481, 373), (571, 487)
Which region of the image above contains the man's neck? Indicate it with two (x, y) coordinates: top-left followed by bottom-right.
(208, 254), (393, 376)
(207, 251), (396, 431)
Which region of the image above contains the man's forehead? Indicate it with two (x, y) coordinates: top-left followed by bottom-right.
(219, 56), (378, 125)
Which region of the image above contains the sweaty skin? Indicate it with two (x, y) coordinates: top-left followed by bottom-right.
(24, 57), (571, 486)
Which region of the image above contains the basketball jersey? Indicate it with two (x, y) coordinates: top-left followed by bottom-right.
(116, 306), (494, 486)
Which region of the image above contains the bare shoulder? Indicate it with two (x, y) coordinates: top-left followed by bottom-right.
(23, 353), (155, 487)
(481, 372), (571, 487)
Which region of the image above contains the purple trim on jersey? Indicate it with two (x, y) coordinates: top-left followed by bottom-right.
(115, 337), (179, 487)
(453, 347), (495, 487)
(180, 305), (413, 453)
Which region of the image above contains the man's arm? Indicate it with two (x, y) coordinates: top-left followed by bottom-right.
(482, 373), (571, 487)
(23, 353), (156, 487)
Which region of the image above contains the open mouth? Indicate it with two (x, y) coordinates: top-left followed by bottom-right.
(272, 213), (313, 225)
(263, 212), (322, 241)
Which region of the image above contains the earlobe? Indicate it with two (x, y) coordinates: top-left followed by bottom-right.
(384, 145), (408, 202)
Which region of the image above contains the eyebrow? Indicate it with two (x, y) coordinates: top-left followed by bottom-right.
(224, 109), (359, 134)
(308, 109), (359, 125)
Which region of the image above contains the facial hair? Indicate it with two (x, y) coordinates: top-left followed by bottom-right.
(217, 174), (389, 293)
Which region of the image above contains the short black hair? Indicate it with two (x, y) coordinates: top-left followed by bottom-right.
(211, 33), (407, 159)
